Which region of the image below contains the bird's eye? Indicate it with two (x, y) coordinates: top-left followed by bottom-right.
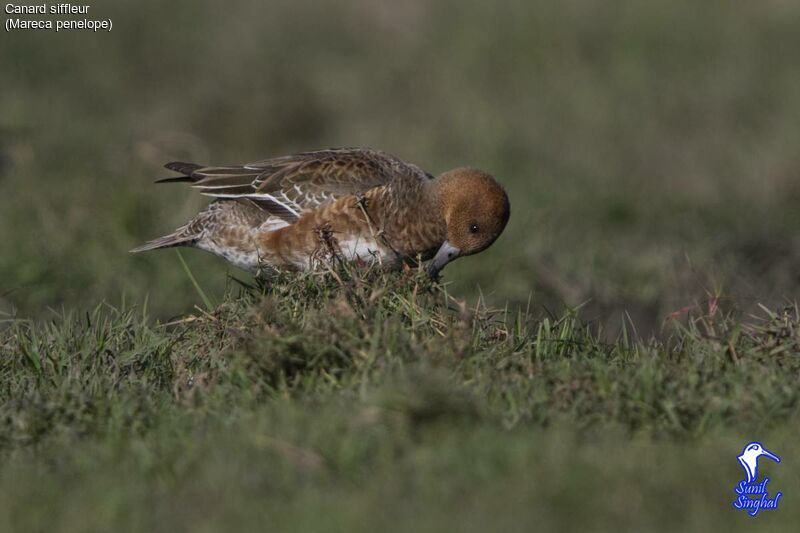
(469, 223), (479, 234)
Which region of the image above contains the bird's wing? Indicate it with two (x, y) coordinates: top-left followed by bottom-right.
(160, 148), (431, 223)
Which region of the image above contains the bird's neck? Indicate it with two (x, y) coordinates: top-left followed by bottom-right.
(374, 179), (446, 258)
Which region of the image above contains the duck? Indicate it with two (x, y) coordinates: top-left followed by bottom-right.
(131, 147), (510, 277)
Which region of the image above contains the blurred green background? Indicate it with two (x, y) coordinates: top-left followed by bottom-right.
(2, 0), (799, 329)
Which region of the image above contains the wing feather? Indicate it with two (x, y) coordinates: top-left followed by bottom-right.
(160, 148), (430, 216)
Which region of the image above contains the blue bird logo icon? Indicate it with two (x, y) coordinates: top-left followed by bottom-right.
(737, 442), (781, 483)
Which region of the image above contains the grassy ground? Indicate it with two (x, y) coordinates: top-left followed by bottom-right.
(2, 0), (800, 530)
(1, 267), (798, 531)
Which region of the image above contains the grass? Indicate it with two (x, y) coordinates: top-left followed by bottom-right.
(1, 264), (798, 531)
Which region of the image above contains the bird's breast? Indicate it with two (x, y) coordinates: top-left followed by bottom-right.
(257, 189), (443, 270)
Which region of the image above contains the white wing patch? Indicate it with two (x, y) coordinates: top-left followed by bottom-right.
(258, 217), (290, 232)
(202, 192), (302, 218)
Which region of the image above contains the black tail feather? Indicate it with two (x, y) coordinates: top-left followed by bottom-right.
(164, 161), (204, 176)
(155, 175), (196, 184)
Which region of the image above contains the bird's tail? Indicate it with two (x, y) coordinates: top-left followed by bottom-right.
(154, 162), (204, 183)
(129, 229), (198, 253)
(132, 161), (210, 252)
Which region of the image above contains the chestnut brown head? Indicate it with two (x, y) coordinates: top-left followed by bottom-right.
(429, 168), (510, 276)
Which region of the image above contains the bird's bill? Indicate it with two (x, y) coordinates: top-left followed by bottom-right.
(762, 447), (781, 463)
(427, 241), (462, 278)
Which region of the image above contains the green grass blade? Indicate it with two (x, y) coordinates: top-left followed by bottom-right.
(175, 250), (213, 311)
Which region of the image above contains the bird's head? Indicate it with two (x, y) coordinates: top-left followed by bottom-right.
(428, 168), (510, 277)
(742, 442), (781, 463)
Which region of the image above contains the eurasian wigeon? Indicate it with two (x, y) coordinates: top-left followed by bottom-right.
(131, 147), (510, 277)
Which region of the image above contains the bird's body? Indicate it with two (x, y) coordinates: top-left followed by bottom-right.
(132, 148), (509, 276)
